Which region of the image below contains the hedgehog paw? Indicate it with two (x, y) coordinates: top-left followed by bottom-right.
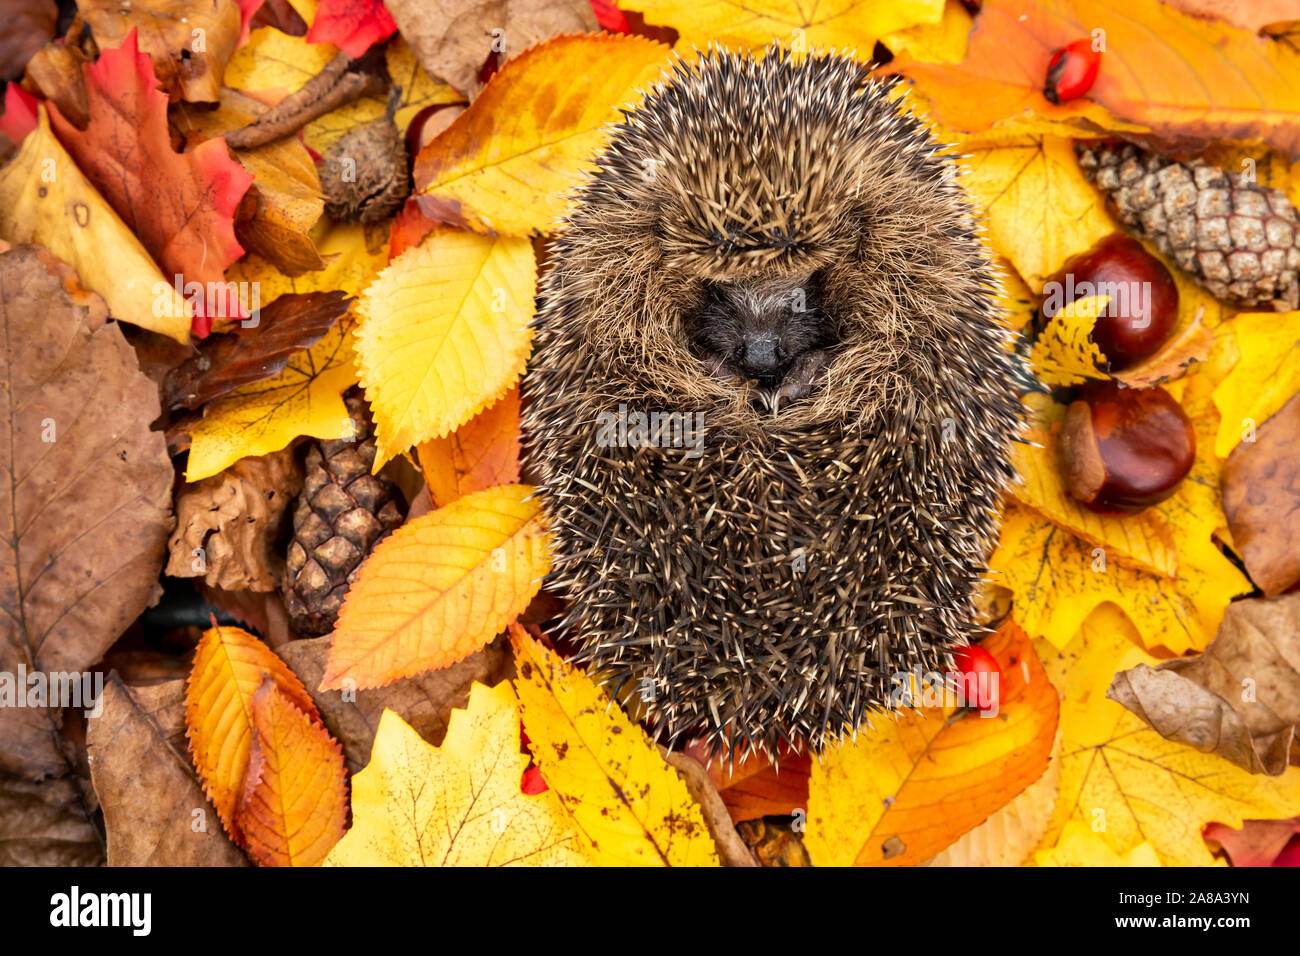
(772, 348), (831, 412)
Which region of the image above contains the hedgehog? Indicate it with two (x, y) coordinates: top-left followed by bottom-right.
(521, 46), (1024, 761)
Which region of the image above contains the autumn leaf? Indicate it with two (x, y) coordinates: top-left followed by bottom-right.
(880, 0), (972, 65)
(417, 387), (521, 507)
(185, 625), (321, 837)
(893, 0), (1300, 159)
(49, 30), (254, 333)
(1035, 604), (1300, 865)
(356, 228), (535, 467)
(1027, 293), (1110, 386)
(185, 317), (358, 481)
(805, 621), (1059, 866)
(236, 678), (348, 866)
(227, 218), (390, 303)
(324, 687), (589, 866)
(305, 0), (397, 57)
(413, 33), (670, 235)
(1211, 310), (1300, 458)
(322, 484), (550, 691)
(1034, 820), (1164, 867)
(225, 26), (339, 96)
(625, 0), (945, 52)
(511, 626), (721, 866)
(0, 110), (192, 341)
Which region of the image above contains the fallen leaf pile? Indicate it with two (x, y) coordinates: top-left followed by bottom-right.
(2, 0), (1298, 868)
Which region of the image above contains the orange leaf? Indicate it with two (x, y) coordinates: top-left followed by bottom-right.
(236, 679), (349, 867)
(185, 625), (321, 838)
(892, 0), (1300, 158)
(416, 387), (522, 508)
(806, 620), (1059, 866)
(682, 743), (811, 824)
(321, 484), (551, 690)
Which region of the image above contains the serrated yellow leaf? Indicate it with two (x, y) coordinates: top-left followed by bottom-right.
(227, 219), (390, 301)
(1028, 294), (1111, 386)
(0, 111), (191, 341)
(413, 34), (671, 235)
(322, 484), (550, 690)
(356, 228), (535, 467)
(625, 0), (944, 52)
(1034, 605), (1300, 865)
(324, 689), (588, 866)
(806, 622), (1058, 866)
(185, 317), (358, 480)
(990, 504), (1249, 654)
(185, 626), (321, 838)
(510, 625), (721, 867)
(1034, 820), (1163, 867)
(1211, 310), (1300, 457)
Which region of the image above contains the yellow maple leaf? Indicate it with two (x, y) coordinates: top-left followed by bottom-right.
(1033, 820), (1163, 867)
(625, 0), (944, 52)
(321, 485), (550, 690)
(1211, 310), (1300, 458)
(880, 0), (972, 65)
(1028, 293), (1111, 386)
(806, 622), (1059, 866)
(324, 688), (589, 866)
(413, 34), (671, 235)
(1033, 604), (1300, 865)
(0, 110), (191, 341)
(185, 317), (359, 481)
(356, 228), (535, 467)
(224, 27), (338, 96)
(511, 626), (721, 867)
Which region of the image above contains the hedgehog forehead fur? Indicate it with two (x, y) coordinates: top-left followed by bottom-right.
(523, 47), (1025, 761)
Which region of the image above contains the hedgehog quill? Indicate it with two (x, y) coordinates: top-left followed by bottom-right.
(522, 47), (1025, 761)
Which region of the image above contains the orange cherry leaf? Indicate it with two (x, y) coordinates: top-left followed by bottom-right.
(416, 387), (522, 508)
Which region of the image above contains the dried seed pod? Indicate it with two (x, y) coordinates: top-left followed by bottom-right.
(321, 86), (409, 224)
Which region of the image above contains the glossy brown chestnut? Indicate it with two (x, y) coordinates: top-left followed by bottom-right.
(1041, 234), (1179, 370)
(1058, 380), (1195, 514)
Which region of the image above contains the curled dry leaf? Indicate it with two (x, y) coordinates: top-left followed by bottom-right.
(20, 34), (91, 129)
(0, 0), (56, 81)
(0, 245), (173, 778)
(87, 674), (247, 866)
(1222, 390), (1300, 596)
(1112, 306), (1212, 388)
(165, 446), (303, 592)
(1107, 591), (1300, 776)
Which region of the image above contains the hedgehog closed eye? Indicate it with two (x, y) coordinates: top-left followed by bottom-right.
(522, 45), (1026, 762)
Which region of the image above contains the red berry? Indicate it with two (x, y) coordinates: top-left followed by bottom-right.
(1044, 39), (1101, 105)
(521, 765), (549, 795)
(952, 644), (1002, 712)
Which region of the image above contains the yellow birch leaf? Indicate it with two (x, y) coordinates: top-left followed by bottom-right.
(227, 219), (390, 302)
(1034, 820), (1163, 867)
(412, 34), (671, 235)
(959, 135), (1116, 289)
(185, 317), (359, 481)
(625, 0), (944, 52)
(1010, 426), (1178, 578)
(880, 0), (972, 65)
(806, 621), (1059, 866)
(236, 679), (348, 867)
(991, 504), (1249, 655)
(224, 27), (338, 96)
(321, 484), (550, 690)
(510, 625), (721, 867)
(1034, 605), (1300, 865)
(1028, 293), (1111, 386)
(185, 626), (322, 838)
(1211, 310), (1300, 458)
(356, 229), (535, 467)
(0, 110), (191, 341)
(324, 689), (589, 866)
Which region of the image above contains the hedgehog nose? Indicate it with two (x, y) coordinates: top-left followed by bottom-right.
(741, 333), (781, 376)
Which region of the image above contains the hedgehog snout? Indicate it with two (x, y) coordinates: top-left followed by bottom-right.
(740, 332), (784, 379)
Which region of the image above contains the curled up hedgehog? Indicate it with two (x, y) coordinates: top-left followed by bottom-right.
(522, 47), (1024, 761)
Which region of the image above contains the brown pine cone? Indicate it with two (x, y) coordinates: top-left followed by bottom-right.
(1077, 141), (1300, 311)
(283, 393), (405, 635)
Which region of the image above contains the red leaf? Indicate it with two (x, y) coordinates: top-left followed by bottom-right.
(305, 0), (397, 58)
(47, 30), (253, 337)
(0, 84), (39, 144)
(235, 0), (268, 45)
(388, 198), (436, 261)
(590, 0), (631, 33)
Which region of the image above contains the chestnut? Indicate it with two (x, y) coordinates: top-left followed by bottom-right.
(1058, 380), (1195, 514)
(1041, 235), (1179, 370)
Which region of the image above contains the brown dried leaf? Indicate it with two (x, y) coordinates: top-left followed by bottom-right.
(1222, 390), (1300, 596)
(278, 632), (513, 773)
(0, 245), (173, 778)
(1113, 307), (1212, 388)
(162, 291), (351, 410)
(384, 0), (597, 97)
(0, 0), (56, 81)
(87, 674), (248, 866)
(0, 770), (103, 866)
(1107, 592), (1300, 775)
(196, 583), (294, 649)
(166, 447), (303, 592)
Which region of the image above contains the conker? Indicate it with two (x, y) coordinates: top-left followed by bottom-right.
(1058, 380), (1195, 514)
(1041, 234), (1179, 370)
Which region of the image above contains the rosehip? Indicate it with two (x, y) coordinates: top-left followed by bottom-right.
(1059, 380), (1195, 514)
(521, 765), (549, 795)
(952, 644), (1002, 712)
(1044, 39), (1101, 104)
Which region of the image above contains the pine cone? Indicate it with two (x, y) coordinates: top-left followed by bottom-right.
(283, 394), (405, 635)
(1077, 142), (1300, 311)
